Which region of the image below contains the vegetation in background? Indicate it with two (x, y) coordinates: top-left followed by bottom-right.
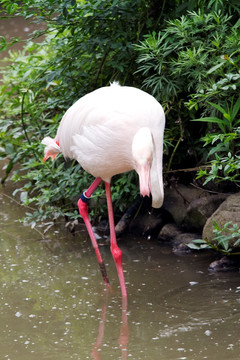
(136, 9), (240, 169)
(194, 96), (240, 185)
(0, 0), (240, 232)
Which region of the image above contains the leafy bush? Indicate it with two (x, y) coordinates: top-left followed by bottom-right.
(194, 97), (240, 184)
(136, 11), (238, 106)
(135, 9), (240, 168)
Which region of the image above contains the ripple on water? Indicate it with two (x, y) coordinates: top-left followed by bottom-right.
(157, 276), (240, 340)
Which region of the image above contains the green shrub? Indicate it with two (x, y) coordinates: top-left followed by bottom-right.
(135, 9), (240, 169)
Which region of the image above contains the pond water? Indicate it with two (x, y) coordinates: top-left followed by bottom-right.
(1, 12), (240, 360)
(1, 179), (240, 360)
(0, 11), (44, 57)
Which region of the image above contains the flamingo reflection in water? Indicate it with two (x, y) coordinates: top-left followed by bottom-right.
(91, 295), (129, 360)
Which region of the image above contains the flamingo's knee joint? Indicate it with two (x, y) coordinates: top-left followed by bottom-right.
(111, 245), (123, 266)
(78, 192), (91, 218)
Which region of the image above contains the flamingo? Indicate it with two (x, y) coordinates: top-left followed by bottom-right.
(42, 82), (165, 298)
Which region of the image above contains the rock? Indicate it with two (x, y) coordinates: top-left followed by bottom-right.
(208, 256), (239, 271)
(129, 209), (165, 238)
(158, 223), (182, 241)
(183, 194), (228, 232)
(172, 232), (200, 255)
(163, 184), (207, 226)
(202, 192), (240, 248)
(158, 223), (200, 254)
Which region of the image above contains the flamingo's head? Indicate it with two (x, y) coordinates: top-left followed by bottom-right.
(132, 127), (153, 198)
(42, 137), (61, 161)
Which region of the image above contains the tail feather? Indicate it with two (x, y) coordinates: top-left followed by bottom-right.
(41, 136), (60, 161)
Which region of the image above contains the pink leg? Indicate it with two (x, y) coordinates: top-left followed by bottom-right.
(105, 182), (127, 298)
(78, 177), (110, 286)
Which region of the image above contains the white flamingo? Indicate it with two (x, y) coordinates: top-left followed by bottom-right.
(42, 82), (165, 298)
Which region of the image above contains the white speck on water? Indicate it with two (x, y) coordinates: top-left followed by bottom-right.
(205, 330), (212, 336)
(189, 281), (199, 286)
(15, 312), (22, 317)
(81, 277), (88, 280)
(177, 348), (185, 352)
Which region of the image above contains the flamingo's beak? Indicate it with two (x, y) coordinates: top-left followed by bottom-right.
(43, 152), (57, 162)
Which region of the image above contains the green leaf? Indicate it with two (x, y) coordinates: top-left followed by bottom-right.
(187, 243), (202, 250)
(200, 243), (212, 249)
(223, 113), (231, 122)
(191, 239), (208, 244)
(192, 116), (225, 124)
(1, 159), (14, 184)
(206, 61), (224, 75)
(233, 238), (240, 247)
(0, 36), (7, 51)
(20, 191), (28, 203)
(192, 117), (227, 133)
(232, 96), (240, 122)
(207, 101), (227, 116)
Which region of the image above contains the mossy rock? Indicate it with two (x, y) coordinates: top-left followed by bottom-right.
(202, 193), (240, 248)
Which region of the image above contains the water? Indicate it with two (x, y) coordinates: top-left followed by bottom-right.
(1, 14), (240, 360)
(0, 12), (44, 57)
(1, 182), (240, 360)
